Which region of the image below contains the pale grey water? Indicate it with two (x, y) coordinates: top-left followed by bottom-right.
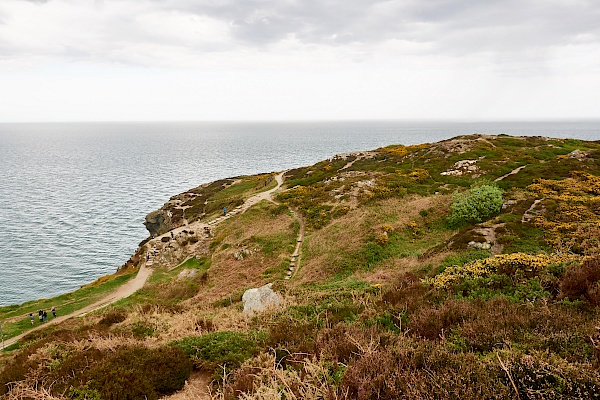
(1, 120), (599, 305)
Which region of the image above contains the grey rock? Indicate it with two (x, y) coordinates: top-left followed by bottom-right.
(468, 241), (492, 250)
(242, 283), (283, 315)
(177, 269), (198, 280)
(144, 210), (172, 237)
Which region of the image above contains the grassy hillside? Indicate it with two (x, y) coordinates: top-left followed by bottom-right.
(2, 134), (600, 400)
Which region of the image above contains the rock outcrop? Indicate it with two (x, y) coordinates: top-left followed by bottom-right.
(144, 210), (172, 237)
(242, 283), (283, 315)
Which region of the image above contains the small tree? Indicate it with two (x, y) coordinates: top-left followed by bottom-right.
(448, 184), (504, 227)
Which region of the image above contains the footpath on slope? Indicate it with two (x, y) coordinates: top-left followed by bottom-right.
(2, 172), (287, 350)
(1, 265), (152, 349)
(285, 207), (306, 280)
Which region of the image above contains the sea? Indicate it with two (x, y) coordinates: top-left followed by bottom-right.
(1, 120), (599, 306)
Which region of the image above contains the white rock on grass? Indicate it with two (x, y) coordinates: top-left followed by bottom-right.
(177, 269), (198, 280)
(242, 283), (283, 315)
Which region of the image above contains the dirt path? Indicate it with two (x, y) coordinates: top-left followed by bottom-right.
(495, 165), (527, 182)
(285, 208), (306, 280)
(473, 223), (505, 255)
(153, 172), (285, 240)
(2, 172), (287, 350)
(522, 199), (543, 223)
(161, 372), (213, 400)
(2, 264), (152, 349)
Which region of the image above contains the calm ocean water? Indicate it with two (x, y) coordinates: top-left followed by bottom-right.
(1, 120), (599, 305)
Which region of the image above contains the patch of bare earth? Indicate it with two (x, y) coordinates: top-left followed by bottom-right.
(473, 223), (505, 254)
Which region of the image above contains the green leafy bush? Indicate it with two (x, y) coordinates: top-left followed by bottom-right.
(176, 331), (259, 371)
(44, 345), (191, 400)
(86, 346), (191, 400)
(448, 184), (504, 227)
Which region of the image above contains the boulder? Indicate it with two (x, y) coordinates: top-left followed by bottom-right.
(177, 269), (198, 280)
(468, 241), (492, 250)
(144, 210), (171, 237)
(242, 283), (283, 315)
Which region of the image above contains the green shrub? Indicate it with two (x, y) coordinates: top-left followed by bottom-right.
(47, 346), (191, 400)
(66, 384), (102, 400)
(448, 184), (504, 227)
(87, 346), (191, 400)
(176, 331), (259, 371)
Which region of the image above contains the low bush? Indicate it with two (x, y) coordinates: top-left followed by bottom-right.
(98, 310), (126, 326)
(447, 183), (504, 227)
(506, 352), (600, 399)
(380, 272), (429, 314)
(82, 346), (191, 400)
(267, 319), (318, 364)
(341, 343), (511, 399)
(176, 331), (259, 373)
(425, 253), (576, 290)
(558, 255), (600, 305)
(41, 345), (191, 400)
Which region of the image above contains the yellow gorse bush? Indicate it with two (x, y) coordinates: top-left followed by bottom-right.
(527, 172), (600, 198)
(424, 253), (577, 289)
(527, 172), (600, 250)
(382, 143), (431, 157)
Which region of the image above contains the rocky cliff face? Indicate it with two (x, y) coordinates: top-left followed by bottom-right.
(144, 209), (172, 237)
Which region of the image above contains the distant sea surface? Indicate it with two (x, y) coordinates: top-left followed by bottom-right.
(1, 120), (599, 305)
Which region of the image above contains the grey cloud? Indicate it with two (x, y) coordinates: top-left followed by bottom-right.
(2, 0), (599, 68)
(170, 0), (600, 53)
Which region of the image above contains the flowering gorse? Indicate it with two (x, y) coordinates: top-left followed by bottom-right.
(424, 253), (577, 289)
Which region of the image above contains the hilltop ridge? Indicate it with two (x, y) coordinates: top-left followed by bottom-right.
(2, 134), (600, 400)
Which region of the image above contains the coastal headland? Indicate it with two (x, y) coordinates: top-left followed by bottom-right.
(2, 134), (600, 399)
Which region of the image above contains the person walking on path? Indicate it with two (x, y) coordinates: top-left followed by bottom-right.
(51, 307), (57, 318)
(38, 310), (43, 323)
(43, 311), (48, 322)
(223, 206), (227, 216)
(29, 313), (34, 325)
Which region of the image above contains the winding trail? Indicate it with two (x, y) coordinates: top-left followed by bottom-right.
(2, 172), (287, 350)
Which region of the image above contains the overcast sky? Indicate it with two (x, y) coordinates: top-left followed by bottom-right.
(0, 0), (599, 122)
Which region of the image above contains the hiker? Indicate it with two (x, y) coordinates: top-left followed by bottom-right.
(171, 231), (174, 239)
(29, 313), (34, 325)
(43, 311), (48, 322)
(51, 306), (57, 318)
(38, 310), (43, 322)
(223, 206), (227, 216)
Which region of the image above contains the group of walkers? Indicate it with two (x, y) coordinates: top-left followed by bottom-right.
(29, 307), (57, 325)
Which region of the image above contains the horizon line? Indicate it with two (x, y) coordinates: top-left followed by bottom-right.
(1, 117), (600, 124)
